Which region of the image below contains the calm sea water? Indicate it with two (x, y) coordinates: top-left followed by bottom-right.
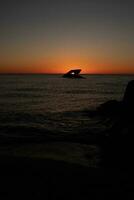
(0, 74), (134, 137)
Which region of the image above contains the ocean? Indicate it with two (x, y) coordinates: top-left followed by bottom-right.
(0, 74), (134, 139)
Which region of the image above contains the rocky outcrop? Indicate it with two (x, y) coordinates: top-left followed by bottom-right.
(123, 80), (134, 110)
(97, 100), (122, 116)
(99, 80), (134, 169)
(97, 80), (134, 117)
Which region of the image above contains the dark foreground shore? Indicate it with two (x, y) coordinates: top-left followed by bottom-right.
(0, 153), (133, 199)
(0, 138), (134, 199)
(1, 80), (134, 199)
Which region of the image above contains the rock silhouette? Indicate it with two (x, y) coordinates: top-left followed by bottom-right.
(97, 80), (134, 169)
(97, 100), (122, 116)
(97, 80), (134, 117)
(123, 80), (134, 111)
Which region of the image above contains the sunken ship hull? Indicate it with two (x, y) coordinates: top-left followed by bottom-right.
(63, 69), (85, 78)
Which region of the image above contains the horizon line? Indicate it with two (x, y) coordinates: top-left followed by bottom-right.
(0, 72), (134, 76)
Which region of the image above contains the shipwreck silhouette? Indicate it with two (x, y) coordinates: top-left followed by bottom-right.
(63, 69), (84, 78)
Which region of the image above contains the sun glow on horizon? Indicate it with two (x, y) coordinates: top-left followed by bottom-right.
(0, 62), (134, 74)
(1, 1), (134, 75)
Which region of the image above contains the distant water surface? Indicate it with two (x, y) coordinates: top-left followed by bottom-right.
(0, 74), (134, 137)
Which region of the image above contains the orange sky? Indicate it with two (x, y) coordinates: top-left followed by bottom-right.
(1, 1), (134, 74)
(0, 61), (134, 74)
(1, 39), (134, 74)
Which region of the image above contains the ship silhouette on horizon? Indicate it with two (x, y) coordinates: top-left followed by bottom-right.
(63, 69), (85, 79)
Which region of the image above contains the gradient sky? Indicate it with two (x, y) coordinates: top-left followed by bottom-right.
(0, 0), (134, 74)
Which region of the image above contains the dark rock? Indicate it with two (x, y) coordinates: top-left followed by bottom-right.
(99, 80), (134, 170)
(97, 100), (122, 116)
(123, 80), (134, 110)
(96, 80), (134, 117)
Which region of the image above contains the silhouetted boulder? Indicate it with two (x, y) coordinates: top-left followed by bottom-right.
(100, 80), (134, 169)
(97, 100), (122, 116)
(96, 80), (134, 118)
(123, 80), (134, 110)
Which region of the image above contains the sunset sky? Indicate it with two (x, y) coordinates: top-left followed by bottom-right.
(0, 0), (134, 74)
